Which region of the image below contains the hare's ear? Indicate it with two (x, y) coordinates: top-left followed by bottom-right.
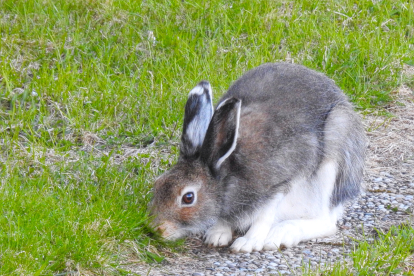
(200, 97), (241, 175)
(181, 81), (214, 157)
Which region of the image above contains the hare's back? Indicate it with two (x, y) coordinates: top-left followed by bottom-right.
(220, 63), (347, 113)
(220, 63), (357, 186)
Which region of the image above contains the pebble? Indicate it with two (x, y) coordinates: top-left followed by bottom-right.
(302, 249), (312, 255)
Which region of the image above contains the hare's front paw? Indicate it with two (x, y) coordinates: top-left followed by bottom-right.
(230, 236), (266, 253)
(204, 221), (232, 247)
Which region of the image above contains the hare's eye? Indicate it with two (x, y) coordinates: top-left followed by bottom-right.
(182, 192), (195, 205)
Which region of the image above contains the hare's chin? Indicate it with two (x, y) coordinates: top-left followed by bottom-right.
(162, 228), (186, 241)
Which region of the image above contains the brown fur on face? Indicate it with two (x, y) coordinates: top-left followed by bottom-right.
(150, 160), (219, 238)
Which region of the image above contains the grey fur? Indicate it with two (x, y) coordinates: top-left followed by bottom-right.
(150, 63), (367, 239)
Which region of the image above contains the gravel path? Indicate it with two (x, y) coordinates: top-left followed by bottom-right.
(129, 75), (414, 276)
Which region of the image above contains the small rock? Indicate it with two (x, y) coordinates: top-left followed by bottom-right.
(302, 249), (312, 255)
(192, 273), (204, 276)
(331, 248), (340, 254)
(381, 172), (394, 178)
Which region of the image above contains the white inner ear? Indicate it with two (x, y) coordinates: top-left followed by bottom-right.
(177, 185), (201, 208)
(186, 83), (213, 149)
(215, 99), (242, 170)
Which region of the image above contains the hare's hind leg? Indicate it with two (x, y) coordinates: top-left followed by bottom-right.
(262, 160), (342, 250)
(229, 160), (339, 253)
(262, 205), (343, 250)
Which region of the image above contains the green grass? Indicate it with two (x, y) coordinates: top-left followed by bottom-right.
(306, 225), (414, 275)
(0, 0), (413, 274)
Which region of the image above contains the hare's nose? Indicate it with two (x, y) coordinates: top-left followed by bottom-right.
(154, 225), (165, 235)
(149, 220), (164, 234)
(152, 221), (178, 239)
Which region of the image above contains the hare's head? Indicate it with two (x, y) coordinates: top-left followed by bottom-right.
(150, 81), (241, 240)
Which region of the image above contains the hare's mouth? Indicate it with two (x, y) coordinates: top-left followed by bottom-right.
(162, 230), (186, 241)
(153, 220), (185, 241)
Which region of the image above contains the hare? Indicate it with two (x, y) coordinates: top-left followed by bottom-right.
(149, 63), (366, 253)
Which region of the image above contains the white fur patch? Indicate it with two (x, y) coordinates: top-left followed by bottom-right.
(188, 85), (204, 96)
(204, 220), (233, 247)
(260, 161), (341, 250)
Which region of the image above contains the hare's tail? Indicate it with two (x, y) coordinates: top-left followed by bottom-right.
(323, 101), (367, 206)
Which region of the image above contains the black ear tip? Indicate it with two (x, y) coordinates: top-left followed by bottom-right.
(198, 80), (210, 89)
(188, 81), (212, 99)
